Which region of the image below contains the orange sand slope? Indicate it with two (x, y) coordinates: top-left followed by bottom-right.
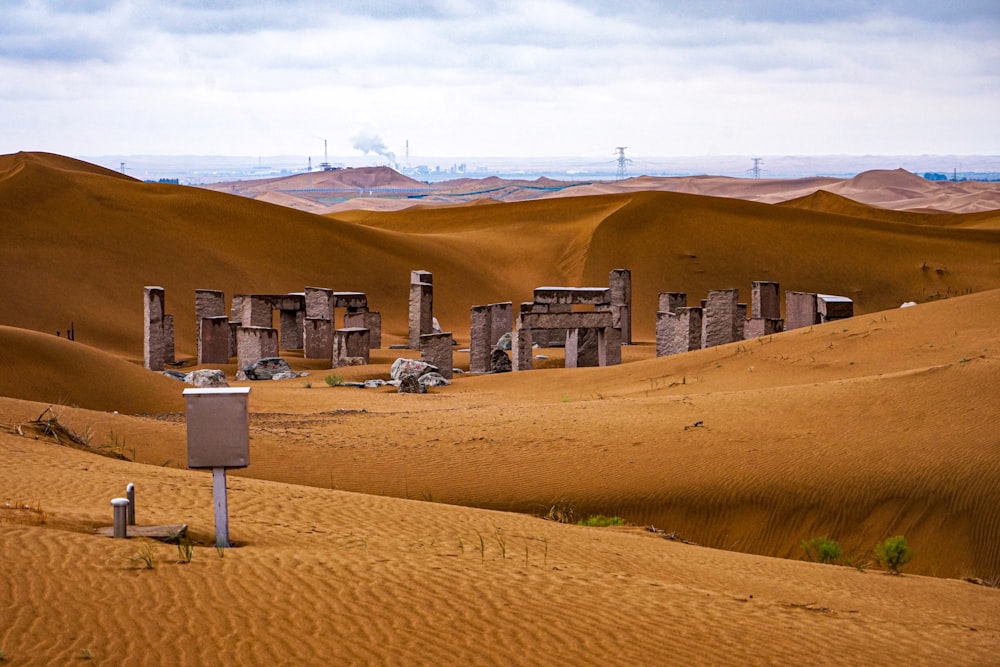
(3, 423), (998, 665)
(2, 151), (1000, 662)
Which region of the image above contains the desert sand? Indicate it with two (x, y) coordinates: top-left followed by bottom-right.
(1, 151), (999, 665)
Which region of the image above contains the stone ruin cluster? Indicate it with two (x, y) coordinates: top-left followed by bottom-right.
(143, 285), (380, 373)
(143, 271), (853, 379)
(655, 281), (854, 356)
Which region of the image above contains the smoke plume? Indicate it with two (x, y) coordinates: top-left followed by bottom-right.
(351, 127), (395, 165)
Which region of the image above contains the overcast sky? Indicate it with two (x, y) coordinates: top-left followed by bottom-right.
(2, 0), (998, 161)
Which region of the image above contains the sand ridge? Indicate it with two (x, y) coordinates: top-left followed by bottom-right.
(2, 151), (1000, 663)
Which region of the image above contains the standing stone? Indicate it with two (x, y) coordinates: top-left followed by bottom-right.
(420, 331), (453, 380)
(736, 303), (747, 341)
(196, 289), (226, 364)
(609, 269), (632, 345)
(566, 328), (601, 368)
(143, 286), (166, 371)
(488, 302), (513, 350)
(409, 270), (434, 349)
(200, 316), (231, 364)
(303, 318), (333, 359)
(702, 289), (740, 348)
(344, 310), (382, 349)
(469, 304), (492, 373)
(785, 291), (819, 330)
(240, 296), (272, 328)
(659, 292), (687, 315)
(163, 315), (175, 366)
(658, 307), (704, 357)
(237, 326), (279, 370)
(304, 287), (334, 320)
(602, 326), (622, 366)
(752, 281), (780, 319)
(333, 328), (370, 367)
(279, 309), (304, 350)
(511, 328), (534, 371)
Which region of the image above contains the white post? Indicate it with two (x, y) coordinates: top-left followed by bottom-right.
(111, 498), (129, 538)
(212, 467), (230, 548)
(126, 483), (135, 525)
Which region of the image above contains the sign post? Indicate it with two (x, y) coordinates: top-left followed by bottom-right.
(183, 387), (251, 548)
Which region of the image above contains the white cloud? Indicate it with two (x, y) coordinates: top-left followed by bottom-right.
(0, 0), (996, 157)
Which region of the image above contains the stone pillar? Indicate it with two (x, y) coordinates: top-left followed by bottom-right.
(196, 289), (226, 364)
(752, 281), (780, 319)
(658, 307), (704, 356)
(279, 309), (304, 350)
(333, 328), (370, 367)
(602, 326), (622, 366)
(744, 317), (783, 340)
(609, 269), (632, 345)
(785, 291), (819, 330)
(511, 327), (534, 372)
(659, 292), (687, 315)
(243, 296), (273, 328)
(344, 310), (382, 349)
(488, 302), (513, 350)
(236, 326), (278, 369)
(200, 316), (231, 364)
(304, 319), (333, 359)
(702, 289), (740, 348)
(565, 328), (601, 368)
(420, 331), (453, 379)
(469, 304), (492, 373)
(163, 315), (175, 365)
(409, 271), (433, 349)
(143, 286), (166, 371)
(736, 303), (747, 341)
(305, 287), (334, 320)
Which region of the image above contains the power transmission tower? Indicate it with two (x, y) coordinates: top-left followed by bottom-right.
(749, 157), (763, 179)
(615, 147), (631, 180)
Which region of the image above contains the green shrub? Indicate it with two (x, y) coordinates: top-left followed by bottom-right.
(578, 515), (625, 527)
(324, 373), (344, 387)
(801, 536), (843, 564)
(874, 535), (914, 574)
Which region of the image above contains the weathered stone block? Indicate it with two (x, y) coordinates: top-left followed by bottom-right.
(702, 289), (739, 348)
(565, 328), (600, 368)
(200, 316), (231, 364)
(303, 318), (333, 359)
(332, 292), (368, 310)
(752, 281), (780, 319)
(511, 328), (533, 372)
(279, 309), (304, 350)
(469, 304), (492, 374)
(195, 289), (225, 363)
(744, 317), (783, 340)
(237, 326), (278, 369)
(659, 292), (687, 314)
(785, 291), (819, 330)
(163, 314), (175, 365)
(343, 311), (381, 349)
(143, 286), (166, 371)
(609, 269), (632, 344)
(533, 286), (609, 305)
(488, 302), (512, 350)
(657, 307), (703, 356)
(520, 311), (613, 330)
(420, 332), (453, 379)
(409, 280), (433, 349)
(333, 327), (370, 367)
(305, 286), (334, 320)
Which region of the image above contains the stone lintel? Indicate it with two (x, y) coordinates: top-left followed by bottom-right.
(532, 286), (610, 305)
(520, 311), (613, 330)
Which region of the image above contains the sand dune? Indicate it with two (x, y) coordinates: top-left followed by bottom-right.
(2, 151), (1000, 663)
(206, 162), (1000, 215)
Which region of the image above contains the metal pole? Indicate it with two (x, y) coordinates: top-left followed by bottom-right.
(111, 498), (129, 538)
(212, 467), (230, 548)
(126, 483), (135, 525)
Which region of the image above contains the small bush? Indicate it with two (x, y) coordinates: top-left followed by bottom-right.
(874, 535), (914, 574)
(801, 536), (843, 564)
(544, 501), (576, 524)
(578, 515), (625, 527)
(325, 373), (344, 387)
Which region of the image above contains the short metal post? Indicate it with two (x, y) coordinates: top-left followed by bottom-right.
(111, 498), (129, 538)
(126, 483), (135, 525)
(212, 467), (230, 548)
